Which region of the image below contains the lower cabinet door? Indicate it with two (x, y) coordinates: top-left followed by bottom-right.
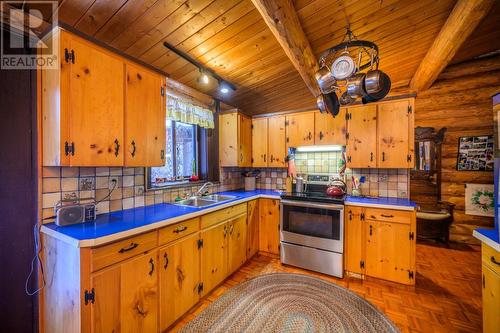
(483, 265), (500, 333)
(365, 220), (413, 284)
(228, 214), (248, 274)
(247, 200), (259, 258)
(91, 251), (158, 333)
(259, 199), (280, 254)
(201, 222), (228, 296)
(159, 233), (200, 331)
(345, 206), (365, 275)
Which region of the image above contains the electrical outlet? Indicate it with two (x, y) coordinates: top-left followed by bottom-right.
(109, 177), (119, 190)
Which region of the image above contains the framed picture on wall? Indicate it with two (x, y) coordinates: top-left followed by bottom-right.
(456, 135), (494, 171)
(465, 183), (494, 217)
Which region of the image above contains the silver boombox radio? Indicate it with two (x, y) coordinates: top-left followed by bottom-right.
(55, 198), (96, 226)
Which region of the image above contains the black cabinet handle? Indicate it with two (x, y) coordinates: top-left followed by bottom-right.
(349, 211), (352, 220)
(308, 132), (312, 140)
(369, 225), (373, 236)
(114, 139), (120, 157)
(149, 258), (155, 275)
(370, 152), (373, 161)
(131, 140), (136, 157)
(264, 154), (266, 162)
(491, 256), (500, 266)
(173, 226), (188, 234)
(270, 155), (274, 162)
(319, 131), (324, 140)
(163, 252), (169, 270)
(381, 214), (394, 218)
(118, 242), (138, 253)
(382, 152), (385, 161)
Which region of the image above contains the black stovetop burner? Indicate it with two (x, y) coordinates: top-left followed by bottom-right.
(280, 191), (346, 204)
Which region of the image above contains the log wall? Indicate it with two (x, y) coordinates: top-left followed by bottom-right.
(414, 55), (500, 243)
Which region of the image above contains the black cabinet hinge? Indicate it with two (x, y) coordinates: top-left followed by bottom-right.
(197, 282), (204, 294)
(64, 48), (75, 63)
(360, 260), (365, 269)
(286, 137), (289, 143)
(345, 113), (352, 120)
(251, 124), (254, 129)
(409, 231), (414, 240)
(84, 288), (95, 305)
(197, 239), (203, 249)
(251, 158), (254, 163)
(407, 154), (412, 162)
(64, 141), (75, 156)
(409, 271), (414, 280)
(285, 120), (289, 126)
(346, 132), (350, 140)
(360, 213), (365, 221)
(407, 105), (413, 114)
(347, 156), (352, 163)
(160, 86), (165, 96)
(160, 149), (165, 160)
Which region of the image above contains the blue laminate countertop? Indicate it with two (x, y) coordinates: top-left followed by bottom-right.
(41, 190), (416, 247)
(345, 196), (416, 211)
(473, 228), (500, 252)
(41, 190), (281, 247)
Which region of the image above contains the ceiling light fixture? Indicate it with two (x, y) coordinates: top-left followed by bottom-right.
(163, 42), (236, 94)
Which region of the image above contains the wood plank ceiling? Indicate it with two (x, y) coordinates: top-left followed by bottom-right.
(47, 0), (500, 115)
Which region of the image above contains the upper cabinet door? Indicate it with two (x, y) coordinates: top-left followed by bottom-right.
(286, 112), (315, 148)
(125, 63), (165, 167)
(377, 100), (412, 168)
(252, 118), (268, 167)
(314, 109), (347, 145)
(268, 115), (287, 167)
(219, 113), (238, 167)
(346, 105), (377, 168)
(238, 114), (252, 167)
(69, 36), (124, 166)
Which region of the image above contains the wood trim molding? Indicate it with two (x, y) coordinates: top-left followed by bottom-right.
(409, 0), (495, 92)
(251, 0), (321, 98)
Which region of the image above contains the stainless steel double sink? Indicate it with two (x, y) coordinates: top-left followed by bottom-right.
(173, 194), (237, 208)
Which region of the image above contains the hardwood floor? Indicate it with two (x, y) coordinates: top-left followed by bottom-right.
(169, 243), (482, 333)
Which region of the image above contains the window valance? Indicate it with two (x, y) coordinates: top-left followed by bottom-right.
(167, 94), (214, 129)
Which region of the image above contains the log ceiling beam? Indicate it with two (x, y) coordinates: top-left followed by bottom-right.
(410, 0), (495, 92)
(251, 0), (321, 98)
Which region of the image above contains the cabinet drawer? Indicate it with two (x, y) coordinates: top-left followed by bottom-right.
(482, 243), (500, 276)
(91, 231), (158, 271)
(159, 218), (199, 245)
(364, 208), (412, 224)
(201, 203), (247, 229)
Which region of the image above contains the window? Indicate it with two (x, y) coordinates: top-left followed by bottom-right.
(148, 120), (202, 188)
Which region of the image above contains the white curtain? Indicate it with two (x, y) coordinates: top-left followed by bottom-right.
(166, 94), (214, 129)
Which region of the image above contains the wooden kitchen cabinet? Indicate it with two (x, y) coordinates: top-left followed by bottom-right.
(344, 206), (365, 275)
(314, 109), (347, 145)
(377, 99), (414, 168)
(159, 233), (200, 331)
(219, 111), (252, 167)
(227, 214), (248, 274)
(482, 265), (500, 333)
(286, 112), (315, 148)
(364, 208), (416, 285)
(344, 206), (416, 285)
(268, 115), (287, 167)
(125, 62), (166, 167)
(247, 200), (260, 258)
(481, 243), (500, 333)
(252, 117), (268, 167)
(91, 250), (158, 333)
(259, 199), (280, 254)
(346, 104), (377, 168)
(41, 27), (166, 167)
(200, 222), (228, 296)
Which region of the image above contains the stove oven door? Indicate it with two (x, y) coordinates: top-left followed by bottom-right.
(280, 200), (344, 253)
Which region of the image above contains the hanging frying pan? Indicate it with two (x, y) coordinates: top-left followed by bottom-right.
(316, 92), (340, 116)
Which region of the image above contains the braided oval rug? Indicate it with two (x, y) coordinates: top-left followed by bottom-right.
(180, 273), (399, 333)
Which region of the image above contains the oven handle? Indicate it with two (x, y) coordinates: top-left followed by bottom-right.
(280, 200), (344, 211)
